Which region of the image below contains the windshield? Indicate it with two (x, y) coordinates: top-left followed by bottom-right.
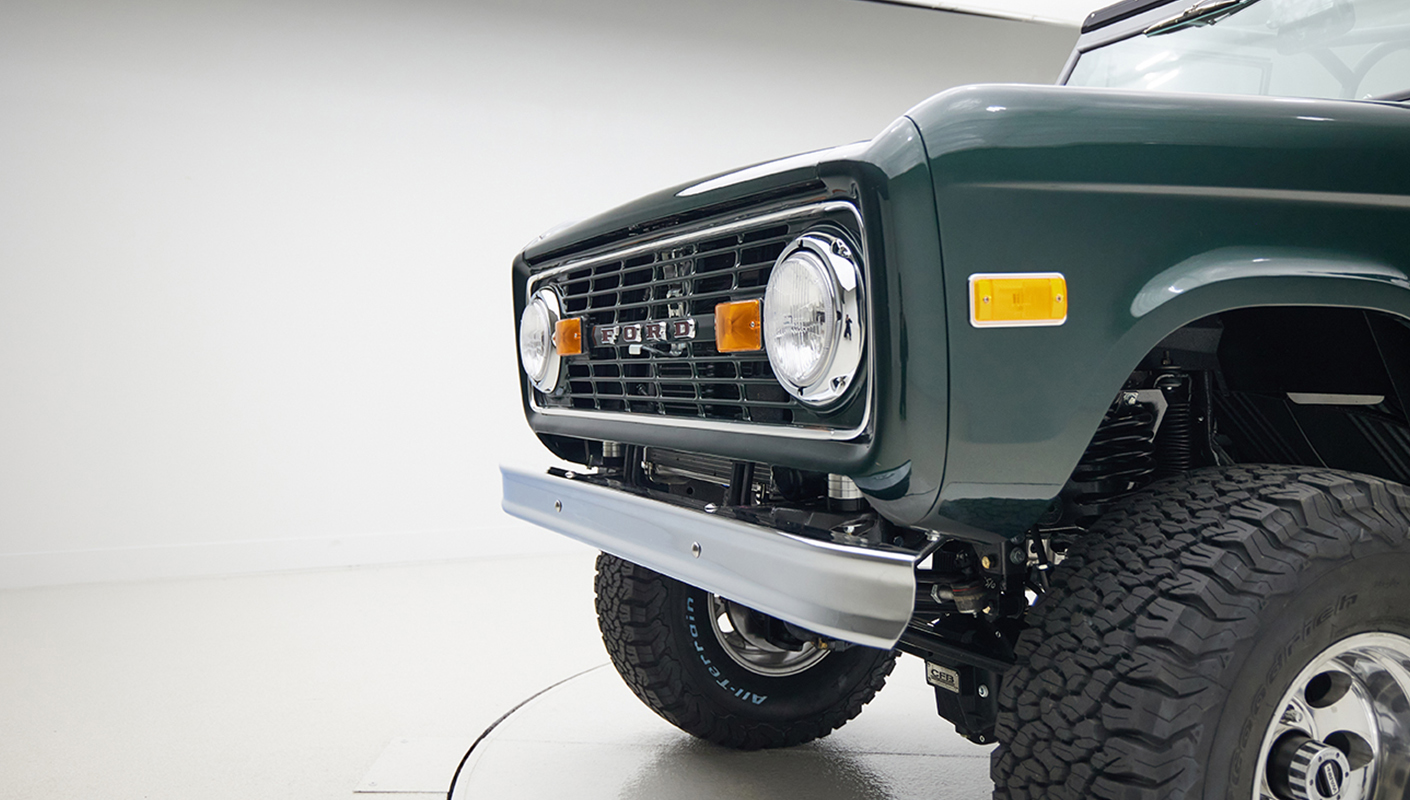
(1067, 0), (1410, 101)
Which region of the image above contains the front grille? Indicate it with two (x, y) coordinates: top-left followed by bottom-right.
(528, 203), (865, 432)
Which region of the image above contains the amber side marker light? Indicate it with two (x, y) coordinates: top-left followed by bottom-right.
(553, 318), (583, 355)
(715, 300), (763, 352)
(969, 273), (1068, 328)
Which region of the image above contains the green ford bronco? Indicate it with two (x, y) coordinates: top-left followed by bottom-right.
(506, 0), (1410, 797)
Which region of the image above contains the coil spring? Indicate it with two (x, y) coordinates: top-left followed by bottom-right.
(1063, 402), (1157, 521)
(1071, 407), (1156, 487)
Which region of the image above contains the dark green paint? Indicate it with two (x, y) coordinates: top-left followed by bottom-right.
(909, 84), (1410, 535)
(515, 82), (1410, 540)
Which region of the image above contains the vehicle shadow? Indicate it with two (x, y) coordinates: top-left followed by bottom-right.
(617, 737), (903, 800)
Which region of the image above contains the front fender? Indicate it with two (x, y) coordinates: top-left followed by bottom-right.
(906, 84), (1410, 536)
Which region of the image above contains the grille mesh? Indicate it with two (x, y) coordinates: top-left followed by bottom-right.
(530, 206), (862, 429)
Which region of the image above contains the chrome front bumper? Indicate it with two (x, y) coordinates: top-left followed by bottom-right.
(501, 465), (919, 648)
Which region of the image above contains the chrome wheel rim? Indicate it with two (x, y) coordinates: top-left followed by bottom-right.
(707, 595), (829, 677)
(1254, 632), (1410, 800)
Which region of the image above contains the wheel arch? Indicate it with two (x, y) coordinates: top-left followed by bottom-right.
(1102, 246), (1410, 380)
(1067, 251), (1410, 509)
(929, 247), (1410, 537)
(1102, 250), (1410, 462)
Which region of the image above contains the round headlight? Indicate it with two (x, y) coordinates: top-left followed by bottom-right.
(763, 231), (865, 407)
(518, 288), (562, 392)
(763, 250), (837, 387)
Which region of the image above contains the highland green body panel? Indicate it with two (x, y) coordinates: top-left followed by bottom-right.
(906, 84), (1410, 534)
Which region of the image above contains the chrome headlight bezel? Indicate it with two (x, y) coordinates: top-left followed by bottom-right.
(519, 287), (563, 393)
(763, 230), (865, 408)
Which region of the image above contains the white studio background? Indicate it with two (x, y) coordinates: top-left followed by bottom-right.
(0, 0), (1076, 588)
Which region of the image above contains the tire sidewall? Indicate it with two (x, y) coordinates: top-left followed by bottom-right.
(668, 580), (888, 724)
(1207, 550), (1410, 800)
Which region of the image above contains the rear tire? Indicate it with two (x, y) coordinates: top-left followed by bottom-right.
(594, 552), (897, 750)
(993, 465), (1410, 799)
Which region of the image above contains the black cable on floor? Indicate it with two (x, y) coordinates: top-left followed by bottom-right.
(445, 663), (610, 799)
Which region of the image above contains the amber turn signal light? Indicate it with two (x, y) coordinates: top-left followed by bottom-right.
(969, 273), (1067, 328)
(714, 300), (762, 353)
(554, 318), (583, 355)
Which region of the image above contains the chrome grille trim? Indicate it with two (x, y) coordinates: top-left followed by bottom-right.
(526, 202), (872, 441)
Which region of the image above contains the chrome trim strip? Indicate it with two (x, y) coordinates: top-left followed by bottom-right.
(534, 408), (863, 440)
(526, 201), (875, 442)
(501, 465), (918, 648)
(528, 202), (856, 287)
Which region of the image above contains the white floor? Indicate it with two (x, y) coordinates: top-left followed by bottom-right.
(0, 553), (991, 799)
(450, 659), (993, 800)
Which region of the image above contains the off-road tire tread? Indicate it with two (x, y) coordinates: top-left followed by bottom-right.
(594, 552), (896, 750)
(992, 464), (1410, 799)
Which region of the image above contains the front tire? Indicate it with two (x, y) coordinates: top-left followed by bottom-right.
(993, 465), (1410, 799)
(594, 552), (897, 750)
